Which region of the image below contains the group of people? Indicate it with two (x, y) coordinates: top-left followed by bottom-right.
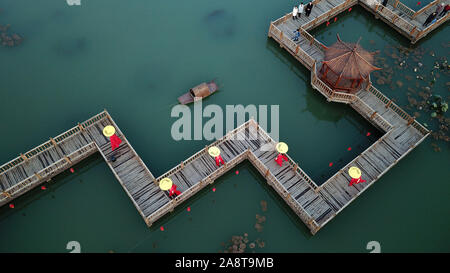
(423, 3), (450, 27)
(292, 2), (314, 20)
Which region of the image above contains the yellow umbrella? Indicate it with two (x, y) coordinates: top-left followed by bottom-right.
(348, 166), (362, 179)
(208, 146), (221, 157)
(103, 125), (116, 137)
(276, 142), (288, 154)
(159, 178), (173, 191)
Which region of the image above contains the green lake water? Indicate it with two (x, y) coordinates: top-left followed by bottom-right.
(0, 1), (448, 252)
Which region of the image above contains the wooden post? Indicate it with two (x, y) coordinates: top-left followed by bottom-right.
(294, 163), (298, 172)
(385, 99), (393, 108)
(50, 137), (58, 148)
(180, 161), (184, 169)
(64, 156), (72, 164)
(407, 116), (415, 126)
(370, 111), (378, 120)
(409, 26), (417, 35)
(2, 191), (11, 198)
(78, 122), (85, 132)
(265, 169), (270, 178)
(34, 172), (42, 180)
(295, 45), (299, 54)
(20, 153), (28, 162)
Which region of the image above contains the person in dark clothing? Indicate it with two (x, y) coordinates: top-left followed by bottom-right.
(439, 4), (450, 17)
(381, 0), (389, 11)
(292, 28), (301, 41)
(423, 12), (438, 27)
(305, 2), (313, 17)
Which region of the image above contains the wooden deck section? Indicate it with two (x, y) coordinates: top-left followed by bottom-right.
(0, 0), (437, 235)
(267, 0), (430, 232)
(269, 0), (448, 44)
(0, 112), (333, 233)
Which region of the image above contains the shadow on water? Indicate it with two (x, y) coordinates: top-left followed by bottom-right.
(204, 9), (236, 39)
(0, 153), (103, 223)
(53, 37), (88, 57)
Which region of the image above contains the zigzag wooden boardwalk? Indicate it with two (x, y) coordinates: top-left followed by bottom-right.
(0, 112), (332, 233)
(0, 0), (438, 235)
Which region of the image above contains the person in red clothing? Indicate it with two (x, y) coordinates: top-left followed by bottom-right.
(439, 4), (450, 17)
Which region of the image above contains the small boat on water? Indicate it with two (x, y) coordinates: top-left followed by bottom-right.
(177, 80), (219, 105)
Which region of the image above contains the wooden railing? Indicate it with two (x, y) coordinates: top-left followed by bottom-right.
(299, 28), (327, 52)
(375, 3), (416, 32)
(0, 111), (107, 175)
(316, 129), (392, 194)
(154, 119), (252, 184)
(247, 150), (318, 230)
(414, 12), (450, 41)
(0, 142), (97, 203)
(301, 0), (358, 30)
(268, 23), (316, 68)
(412, 0), (440, 19)
(367, 85), (429, 135)
(396, 1), (416, 18)
(251, 119), (319, 190)
(310, 62), (358, 103)
(351, 95), (393, 132)
(147, 148), (249, 225)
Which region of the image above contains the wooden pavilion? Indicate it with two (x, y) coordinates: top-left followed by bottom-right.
(319, 34), (381, 94)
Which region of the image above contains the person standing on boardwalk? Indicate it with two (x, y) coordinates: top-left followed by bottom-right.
(298, 2), (305, 18)
(305, 2), (313, 17)
(292, 5), (299, 20)
(292, 28), (301, 41)
(438, 4), (450, 17)
(435, 3), (445, 15)
(423, 12), (438, 27)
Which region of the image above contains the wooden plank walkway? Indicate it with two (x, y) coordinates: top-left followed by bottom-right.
(0, 0), (437, 235)
(270, 0), (448, 44)
(0, 113), (335, 233)
(267, 0), (430, 232)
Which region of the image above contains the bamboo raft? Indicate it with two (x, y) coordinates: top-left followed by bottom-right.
(0, 0), (437, 234)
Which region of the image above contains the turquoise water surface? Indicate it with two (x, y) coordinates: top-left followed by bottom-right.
(0, 0), (448, 252)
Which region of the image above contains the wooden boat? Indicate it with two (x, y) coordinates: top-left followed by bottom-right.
(177, 80), (219, 105)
